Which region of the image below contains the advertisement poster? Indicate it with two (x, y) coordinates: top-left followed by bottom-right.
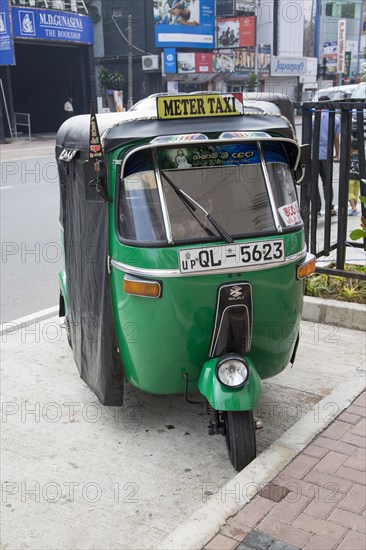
(234, 48), (255, 71)
(195, 52), (213, 72)
(0, 0), (15, 65)
(257, 44), (271, 74)
(154, 0), (215, 49)
(163, 47), (177, 73)
(214, 45), (270, 74)
(216, 16), (255, 48)
(213, 49), (236, 72)
(323, 41), (337, 74)
(177, 52), (196, 72)
(177, 51), (213, 73)
(344, 51), (351, 78)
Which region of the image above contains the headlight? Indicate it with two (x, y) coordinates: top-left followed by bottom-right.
(216, 355), (249, 389)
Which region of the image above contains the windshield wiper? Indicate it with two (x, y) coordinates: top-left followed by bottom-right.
(161, 172), (234, 244)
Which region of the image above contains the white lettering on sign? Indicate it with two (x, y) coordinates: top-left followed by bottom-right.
(275, 60), (305, 73)
(39, 13), (83, 30)
(278, 201), (302, 227)
(59, 149), (77, 162)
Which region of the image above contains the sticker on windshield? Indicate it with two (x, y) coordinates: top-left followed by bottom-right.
(278, 201), (302, 226)
(158, 144), (259, 169)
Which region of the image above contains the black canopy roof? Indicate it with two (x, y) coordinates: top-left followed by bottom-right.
(56, 94), (296, 154)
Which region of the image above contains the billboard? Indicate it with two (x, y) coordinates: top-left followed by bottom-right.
(216, 16), (255, 48)
(154, 0), (215, 49)
(0, 0), (15, 65)
(12, 6), (94, 45)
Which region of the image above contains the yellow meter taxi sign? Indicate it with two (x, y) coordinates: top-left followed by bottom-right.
(156, 94), (244, 120)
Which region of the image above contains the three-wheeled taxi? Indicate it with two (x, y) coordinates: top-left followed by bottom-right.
(56, 93), (315, 470)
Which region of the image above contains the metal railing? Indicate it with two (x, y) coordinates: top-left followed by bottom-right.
(13, 112), (31, 140)
(300, 101), (366, 281)
(10, 1), (88, 14)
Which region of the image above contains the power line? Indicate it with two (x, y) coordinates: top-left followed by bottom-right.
(111, 16), (155, 56)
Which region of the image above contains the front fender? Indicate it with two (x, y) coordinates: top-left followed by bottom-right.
(198, 357), (262, 411)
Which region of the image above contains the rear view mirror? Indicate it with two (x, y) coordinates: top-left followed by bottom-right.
(295, 144), (311, 185)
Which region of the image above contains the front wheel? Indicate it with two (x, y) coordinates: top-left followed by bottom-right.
(224, 410), (256, 471)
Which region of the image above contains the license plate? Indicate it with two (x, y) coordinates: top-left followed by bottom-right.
(178, 240), (285, 274)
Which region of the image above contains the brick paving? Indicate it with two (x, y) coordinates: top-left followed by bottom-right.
(204, 391), (366, 550)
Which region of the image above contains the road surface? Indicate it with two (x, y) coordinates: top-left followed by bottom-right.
(1, 150), (61, 322)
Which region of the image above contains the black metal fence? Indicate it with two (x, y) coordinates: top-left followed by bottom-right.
(300, 101), (366, 281)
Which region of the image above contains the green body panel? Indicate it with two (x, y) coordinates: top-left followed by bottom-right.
(110, 254), (304, 394)
(59, 270), (68, 314)
(59, 226), (68, 313)
(58, 146), (305, 398)
(198, 357), (263, 411)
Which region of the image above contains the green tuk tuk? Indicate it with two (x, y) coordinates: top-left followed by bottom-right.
(56, 93), (315, 470)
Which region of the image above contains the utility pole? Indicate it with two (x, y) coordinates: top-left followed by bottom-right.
(127, 14), (133, 109)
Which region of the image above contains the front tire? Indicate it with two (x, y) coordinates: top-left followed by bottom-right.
(224, 410), (256, 471)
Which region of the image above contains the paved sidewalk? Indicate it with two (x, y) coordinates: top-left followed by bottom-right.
(0, 134), (56, 160)
(204, 391), (366, 550)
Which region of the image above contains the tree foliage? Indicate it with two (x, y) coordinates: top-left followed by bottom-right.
(245, 73), (260, 92)
(98, 68), (124, 93)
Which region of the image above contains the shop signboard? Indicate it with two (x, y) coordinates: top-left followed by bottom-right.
(0, 0), (15, 65)
(12, 6), (94, 44)
(337, 19), (346, 73)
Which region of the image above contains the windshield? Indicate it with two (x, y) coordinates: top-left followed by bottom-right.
(352, 83), (366, 100)
(313, 85), (358, 101)
(118, 142), (301, 245)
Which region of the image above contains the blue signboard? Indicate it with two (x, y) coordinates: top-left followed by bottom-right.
(154, 0), (215, 49)
(12, 6), (94, 45)
(0, 1), (15, 65)
(164, 48), (177, 73)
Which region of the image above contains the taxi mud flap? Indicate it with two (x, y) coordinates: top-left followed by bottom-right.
(198, 282), (262, 411)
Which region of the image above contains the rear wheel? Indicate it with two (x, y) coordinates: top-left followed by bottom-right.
(224, 410), (256, 471)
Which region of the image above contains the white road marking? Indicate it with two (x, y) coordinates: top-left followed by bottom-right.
(0, 186), (12, 190)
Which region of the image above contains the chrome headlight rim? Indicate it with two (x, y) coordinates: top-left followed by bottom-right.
(215, 354), (249, 390)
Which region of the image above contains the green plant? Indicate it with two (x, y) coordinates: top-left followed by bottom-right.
(245, 73), (260, 92)
(305, 264), (366, 304)
(98, 68), (124, 93)
(350, 196), (366, 241)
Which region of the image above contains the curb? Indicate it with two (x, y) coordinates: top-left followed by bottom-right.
(0, 306), (59, 336)
(159, 369), (366, 550)
(302, 295), (365, 331)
